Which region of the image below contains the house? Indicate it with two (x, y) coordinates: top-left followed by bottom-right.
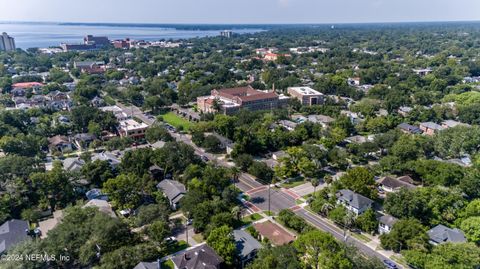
(347, 77), (361, 86)
(441, 120), (469, 129)
(90, 96), (105, 107)
(85, 188), (108, 201)
(48, 135), (73, 153)
(118, 119), (149, 139)
(272, 150), (288, 161)
(336, 189), (374, 215)
(91, 152), (121, 168)
(378, 215), (398, 235)
(170, 244), (223, 269)
(413, 68), (433, 76)
(307, 114), (335, 127)
(344, 135), (374, 144)
(419, 122), (444, 136)
(149, 165), (164, 180)
(397, 106), (413, 117)
(234, 229), (262, 268)
(210, 133), (236, 154)
(287, 86), (325, 106)
(83, 199), (117, 218)
(397, 123), (422, 135)
(156, 179), (186, 210)
(100, 105), (130, 121)
(133, 261), (160, 269)
(278, 120), (298, 131)
(253, 221), (295, 246)
(378, 176), (416, 193)
(0, 219), (29, 254)
(427, 225), (466, 245)
(62, 157), (85, 172)
(73, 133), (96, 149)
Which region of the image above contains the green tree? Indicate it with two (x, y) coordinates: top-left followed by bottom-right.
(294, 230), (353, 269)
(380, 218), (429, 252)
(355, 208), (379, 234)
(460, 217), (480, 245)
(103, 173), (142, 209)
(206, 225), (237, 266)
(338, 167), (378, 199)
(248, 245), (301, 269)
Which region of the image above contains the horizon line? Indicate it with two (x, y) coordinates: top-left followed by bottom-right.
(1, 19), (480, 26)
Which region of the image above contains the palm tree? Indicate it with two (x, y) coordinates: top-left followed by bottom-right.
(230, 166), (240, 188)
(324, 175), (333, 186)
(311, 178), (320, 194)
(320, 202), (334, 216)
(231, 206), (242, 221)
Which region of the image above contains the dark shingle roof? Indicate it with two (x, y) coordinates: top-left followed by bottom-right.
(233, 229), (262, 258)
(156, 180), (186, 204)
(336, 189), (373, 210)
(133, 261), (158, 269)
(379, 215), (398, 227)
(427, 224), (466, 244)
(379, 176), (416, 190)
(171, 244), (223, 269)
(397, 123), (422, 134)
(0, 219), (29, 253)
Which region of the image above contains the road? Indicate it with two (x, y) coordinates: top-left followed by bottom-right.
(293, 208), (398, 266)
(122, 104), (401, 268)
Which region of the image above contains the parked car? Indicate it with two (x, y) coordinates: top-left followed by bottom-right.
(201, 155), (209, 162)
(165, 237), (177, 244)
(383, 259), (398, 269)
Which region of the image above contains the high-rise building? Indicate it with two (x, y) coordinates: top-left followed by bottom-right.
(220, 30), (233, 38)
(0, 32), (16, 52)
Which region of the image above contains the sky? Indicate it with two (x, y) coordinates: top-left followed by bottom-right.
(1, 0), (480, 24)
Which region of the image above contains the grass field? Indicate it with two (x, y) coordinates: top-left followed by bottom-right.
(161, 260), (175, 269)
(241, 213), (263, 225)
(192, 234), (204, 243)
(280, 178), (306, 189)
(161, 112), (195, 131)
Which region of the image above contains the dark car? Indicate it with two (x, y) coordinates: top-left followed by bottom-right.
(383, 259), (398, 269)
(201, 155), (209, 162)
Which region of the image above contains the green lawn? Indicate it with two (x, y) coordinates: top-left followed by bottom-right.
(241, 213), (263, 225)
(161, 112), (195, 131)
(161, 260), (175, 269)
(280, 178), (306, 189)
(192, 234), (204, 243)
(166, 240), (189, 254)
(264, 210), (276, 217)
(350, 232), (371, 243)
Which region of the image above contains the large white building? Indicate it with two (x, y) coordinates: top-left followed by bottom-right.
(0, 32), (15, 52)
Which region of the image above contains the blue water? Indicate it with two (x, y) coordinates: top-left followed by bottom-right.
(0, 22), (264, 49)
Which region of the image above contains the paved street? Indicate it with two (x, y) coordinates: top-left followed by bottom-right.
(248, 187), (297, 213)
(290, 181), (327, 197)
(126, 105), (401, 268)
(293, 208), (402, 268)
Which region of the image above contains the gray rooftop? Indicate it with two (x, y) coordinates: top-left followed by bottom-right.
(171, 244), (223, 269)
(233, 229), (262, 258)
(133, 261), (159, 269)
(427, 224), (466, 244)
(420, 122), (444, 131)
(379, 215), (398, 227)
(156, 179), (186, 204)
(0, 219), (29, 253)
(336, 189), (373, 210)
